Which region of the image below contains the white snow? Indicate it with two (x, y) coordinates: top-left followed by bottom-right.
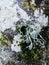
(32, 8), (48, 33)
(0, 0), (29, 32)
(34, 8), (43, 17)
(34, 8), (48, 27)
(11, 34), (21, 52)
(37, 15), (48, 27)
(31, 0), (36, 5)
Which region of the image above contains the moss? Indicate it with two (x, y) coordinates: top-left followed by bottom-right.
(44, 8), (49, 16)
(0, 34), (11, 46)
(17, 48), (43, 64)
(35, 0), (42, 6)
(21, 0), (36, 11)
(44, 0), (49, 16)
(16, 26), (21, 33)
(40, 26), (49, 49)
(6, 61), (15, 65)
(44, 0), (49, 5)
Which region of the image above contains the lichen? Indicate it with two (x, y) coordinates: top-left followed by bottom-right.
(0, 33), (11, 46)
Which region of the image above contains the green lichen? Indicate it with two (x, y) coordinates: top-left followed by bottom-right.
(16, 25), (43, 64)
(0, 34), (11, 46)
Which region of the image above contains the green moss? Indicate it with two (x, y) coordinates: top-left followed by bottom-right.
(6, 61), (15, 65)
(16, 26), (21, 33)
(44, 8), (49, 16)
(35, 0), (42, 6)
(0, 34), (11, 46)
(44, 0), (49, 16)
(17, 48), (43, 63)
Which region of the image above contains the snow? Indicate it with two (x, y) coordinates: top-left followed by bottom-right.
(34, 8), (48, 27)
(0, 59), (3, 65)
(38, 15), (48, 27)
(33, 8), (48, 33)
(31, 0), (36, 5)
(34, 8), (43, 17)
(11, 34), (21, 52)
(0, 0), (48, 53)
(0, 0), (29, 32)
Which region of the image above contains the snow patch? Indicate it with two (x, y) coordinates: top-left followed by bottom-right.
(11, 34), (21, 52)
